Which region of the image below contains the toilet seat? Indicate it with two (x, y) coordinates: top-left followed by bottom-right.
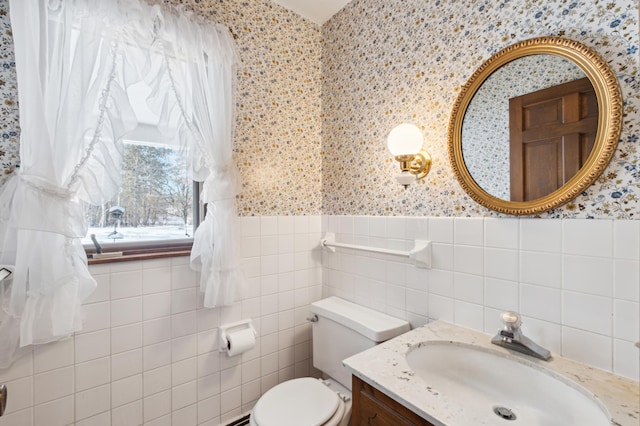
(250, 378), (347, 426)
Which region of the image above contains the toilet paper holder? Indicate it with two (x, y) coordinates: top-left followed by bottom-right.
(218, 319), (256, 353)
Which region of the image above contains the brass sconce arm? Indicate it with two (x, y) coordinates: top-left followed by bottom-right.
(394, 150), (432, 182)
(387, 123), (432, 188)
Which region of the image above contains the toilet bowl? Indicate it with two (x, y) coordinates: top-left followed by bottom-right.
(248, 297), (410, 426)
(249, 378), (351, 426)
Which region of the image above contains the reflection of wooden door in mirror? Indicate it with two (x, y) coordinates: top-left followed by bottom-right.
(509, 77), (597, 201)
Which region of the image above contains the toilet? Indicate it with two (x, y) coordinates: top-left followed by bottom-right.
(249, 296), (411, 426)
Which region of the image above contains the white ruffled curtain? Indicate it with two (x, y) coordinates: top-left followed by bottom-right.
(0, 0), (137, 368)
(152, 13), (242, 308)
(0, 0), (240, 368)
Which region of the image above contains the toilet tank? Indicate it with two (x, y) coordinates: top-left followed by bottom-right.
(310, 297), (410, 390)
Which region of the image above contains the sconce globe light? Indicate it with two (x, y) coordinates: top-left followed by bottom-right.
(387, 123), (432, 188)
(387, 123), (423, 156)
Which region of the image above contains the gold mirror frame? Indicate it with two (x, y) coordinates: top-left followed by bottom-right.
(448, 36), (623, 215)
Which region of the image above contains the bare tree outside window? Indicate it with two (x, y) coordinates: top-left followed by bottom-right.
(84, 142), (193, 245)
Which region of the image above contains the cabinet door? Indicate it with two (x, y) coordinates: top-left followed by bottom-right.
(357, 390), (414, 425)
(352, 376), (437, 426)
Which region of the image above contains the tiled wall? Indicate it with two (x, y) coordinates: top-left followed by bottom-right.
(0, 216), (323, 426)
(1, 216), (637, 426)
(322, 215), (640, 381)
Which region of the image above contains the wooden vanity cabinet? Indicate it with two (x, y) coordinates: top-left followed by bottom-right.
(351, 375), (437, 426)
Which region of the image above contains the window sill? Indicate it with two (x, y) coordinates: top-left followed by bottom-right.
(86, 242), (192, 264)
(88, 249), (191, 264)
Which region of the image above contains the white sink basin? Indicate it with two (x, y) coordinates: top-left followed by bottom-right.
(405, 342), (611, 426)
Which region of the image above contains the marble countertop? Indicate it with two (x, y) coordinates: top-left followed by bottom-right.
(343, 321), (640, 426)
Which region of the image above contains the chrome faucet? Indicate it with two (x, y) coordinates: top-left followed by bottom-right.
(491, 311), (551, 361)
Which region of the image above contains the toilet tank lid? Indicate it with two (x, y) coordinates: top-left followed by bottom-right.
(310, 297), (410, 342)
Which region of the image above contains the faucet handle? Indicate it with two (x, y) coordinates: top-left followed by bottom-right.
(500, 311), (522, 329)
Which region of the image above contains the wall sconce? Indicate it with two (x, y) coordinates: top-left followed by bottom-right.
(387, 123), (432, 188)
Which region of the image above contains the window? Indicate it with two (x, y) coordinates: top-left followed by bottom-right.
(83, 142), (197, 246)
(83, 79), (200, 254)
(2, 0), (240, 366)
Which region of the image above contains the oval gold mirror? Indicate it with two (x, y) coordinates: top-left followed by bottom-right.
(448, 36), (622, 215)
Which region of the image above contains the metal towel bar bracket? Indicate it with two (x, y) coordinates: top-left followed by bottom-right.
(320, 233), (432, 269)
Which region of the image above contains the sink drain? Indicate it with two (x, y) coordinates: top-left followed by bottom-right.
(493, 406), (517, 421)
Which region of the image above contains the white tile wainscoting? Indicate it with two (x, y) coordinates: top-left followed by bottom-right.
(0, 216), (323, 426)
(0, 215), (638, 426)
(321, 216), (640, 382)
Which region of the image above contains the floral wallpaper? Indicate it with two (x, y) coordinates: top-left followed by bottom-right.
(0, 0), (323, 216)
(322, 0), (639, 218)
(463, 54), (585, 199)
(0, 0), (637, 218)
(0, 3), (18, 179)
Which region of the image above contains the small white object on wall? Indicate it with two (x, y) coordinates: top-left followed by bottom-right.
(218, 319), (257, 357)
